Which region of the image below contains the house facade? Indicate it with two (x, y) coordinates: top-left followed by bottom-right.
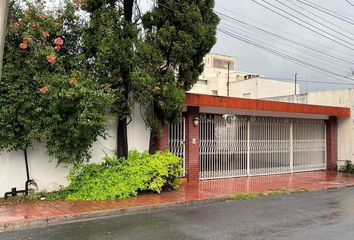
(0, 93), (349, 195)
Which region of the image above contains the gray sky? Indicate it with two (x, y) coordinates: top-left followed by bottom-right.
(212, 0), (354, 93)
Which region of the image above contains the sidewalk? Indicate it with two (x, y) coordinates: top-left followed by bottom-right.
(1, 171), (354, 232)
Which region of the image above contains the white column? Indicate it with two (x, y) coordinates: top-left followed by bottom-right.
(0, 0), (9, 77)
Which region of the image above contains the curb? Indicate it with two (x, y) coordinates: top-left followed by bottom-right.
(0, 197), (227, 233)
(2, 184), (354, 233)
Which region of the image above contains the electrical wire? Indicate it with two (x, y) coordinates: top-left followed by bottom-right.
(216, 10), (354, 65)
(294, 0), (354, 25)
(249, 0), (354, 50)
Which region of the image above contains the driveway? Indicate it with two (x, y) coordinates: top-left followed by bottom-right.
(1, 187), (354, 240)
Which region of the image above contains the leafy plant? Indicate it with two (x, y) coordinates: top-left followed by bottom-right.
(339, 160), (354, 174)
(66, 151), (183, 200)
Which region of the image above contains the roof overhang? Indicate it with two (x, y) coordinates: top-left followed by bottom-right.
(185, 94), (350, 119)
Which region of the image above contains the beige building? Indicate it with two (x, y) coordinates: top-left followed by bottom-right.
(189, 53), (300, 99)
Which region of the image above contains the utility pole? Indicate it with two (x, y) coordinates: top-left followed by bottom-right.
(227, 61), (230, 97)
(294, 73), (297, 95)
(0, 0), (9, 78)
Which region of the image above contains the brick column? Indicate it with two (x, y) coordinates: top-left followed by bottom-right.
(326, 116), (337, 171)
(185, 106), (200, 182)
(156, 124), (169, 151)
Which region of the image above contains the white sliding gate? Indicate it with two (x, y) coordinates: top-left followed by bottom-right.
(199, 114), (326, 180)
(169, 118), (186, 176)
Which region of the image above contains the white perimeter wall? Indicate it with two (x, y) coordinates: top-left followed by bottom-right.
(0, 105), (151, 196)
(306, 89), (354, 167)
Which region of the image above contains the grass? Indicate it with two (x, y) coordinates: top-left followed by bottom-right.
(229, 188), (309, 201)
(267, 188), (308, 196)
(229, 192), (262, 200)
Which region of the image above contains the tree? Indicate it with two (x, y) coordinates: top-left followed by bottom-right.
(81, 0), (137, 158)
(133, 0), (219, 153)
(0, 0), (113, 164)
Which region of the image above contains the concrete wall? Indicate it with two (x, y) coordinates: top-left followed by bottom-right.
(0, 105), (151, 196)
(306, 89), (354, 166)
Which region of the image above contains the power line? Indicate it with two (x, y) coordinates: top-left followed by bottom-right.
(249, 0), (354, 50)
(295, 0), (354, 25)
(284, 0), (354, 38)
(220, 22), (351, 71)
(216, 5), (354, 59)
(345, 0), (354, 7)
(217, 27), (354, 82)
(152, 0), (354, 84)
(216, 11), (354, 65)
(274, 0), (354, 42)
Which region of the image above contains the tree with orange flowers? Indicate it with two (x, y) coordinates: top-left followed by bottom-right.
(0, 0), (113, 164)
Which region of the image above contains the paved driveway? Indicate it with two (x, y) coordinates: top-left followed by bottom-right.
(2, 187), (354, 240)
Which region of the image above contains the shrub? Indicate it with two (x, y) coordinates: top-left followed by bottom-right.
(66, 151), (183, 200)
(339, 160), (354, 174)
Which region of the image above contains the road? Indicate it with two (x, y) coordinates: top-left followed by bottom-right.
(2, 187), (354, 240)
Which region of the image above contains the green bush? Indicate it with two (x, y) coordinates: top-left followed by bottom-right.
(66, 151), (183, 200)
(339, 160), (354, 174)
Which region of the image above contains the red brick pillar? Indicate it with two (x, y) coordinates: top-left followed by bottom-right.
(326, 116), (338, 171)
(185, 106), (200, 182)
(156, 124), (169, 151)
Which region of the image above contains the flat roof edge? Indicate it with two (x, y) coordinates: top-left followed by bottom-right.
(185, 93), (350, 117)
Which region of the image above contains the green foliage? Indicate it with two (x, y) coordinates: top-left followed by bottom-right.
(0, 0), (113, 164)
(339, 160), (354, 174)
(230, 192), (261, 201)
(134, 0), (219, 136)
(66, 151), (183, 200)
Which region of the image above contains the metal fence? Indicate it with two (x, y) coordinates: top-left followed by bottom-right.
(168, 118), (186, 176)
(199, 114), (326, 180)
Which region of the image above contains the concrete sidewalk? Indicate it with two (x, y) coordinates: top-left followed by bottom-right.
(1, 171), (354, 232)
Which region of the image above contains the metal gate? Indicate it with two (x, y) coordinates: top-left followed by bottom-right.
(169, 118), (186, 176)
(199, 114), (326, 180)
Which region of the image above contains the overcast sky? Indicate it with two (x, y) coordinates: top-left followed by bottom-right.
(212, 0), (354, 93)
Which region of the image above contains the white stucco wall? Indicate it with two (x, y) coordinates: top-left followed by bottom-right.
(306, 89), (354, 166)
(0, 105), (151, 196)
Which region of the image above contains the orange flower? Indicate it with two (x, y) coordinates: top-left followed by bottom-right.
(19, 43), (28, 50)
(69, 79), (78, 86)
(39, 86), (49, 94)
(39, 15), (46, 21)
(42, 31), (49, 39)
(32, 22), (40, 29)
(47, 55), (56, 65)
(54, 37), (64, 46)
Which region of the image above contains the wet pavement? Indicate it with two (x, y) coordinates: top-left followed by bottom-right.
(2, 170), (354, 231)
(2, 187), (354, 240)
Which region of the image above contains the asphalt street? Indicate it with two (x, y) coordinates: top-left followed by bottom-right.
(2, 187), (354, 240)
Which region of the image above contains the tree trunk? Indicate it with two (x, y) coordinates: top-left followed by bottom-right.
(116, 0), (134, 158)
(148, 132), (156, 154)
(117, 117), (128, 158)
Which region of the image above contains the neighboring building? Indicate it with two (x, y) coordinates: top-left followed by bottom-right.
(189, 53), (300, 99)
(266, 88), (354, 167)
